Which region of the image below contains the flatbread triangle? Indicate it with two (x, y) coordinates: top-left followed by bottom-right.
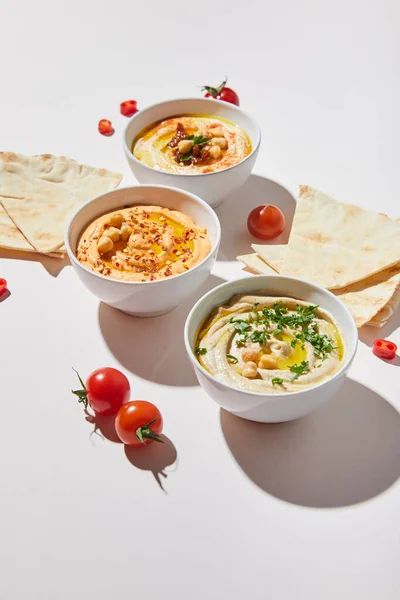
(281, 185), (400, 290)
(0, 153), (122, 253)
(0, 203), (64, 256)
(249, 235), (400, 328)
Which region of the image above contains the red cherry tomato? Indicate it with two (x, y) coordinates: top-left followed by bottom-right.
(115, 401), (163, 447)
(247, 205), (286, 240)
(120, 100), (138, 117)
(0, 278), (7, 297)
(372, 339), (397, 360)
(72, 367), (130, 416)
(98, 119), (114, 136)
(202, 78), (240, 106)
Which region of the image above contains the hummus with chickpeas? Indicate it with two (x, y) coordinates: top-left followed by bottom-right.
(195, 295), (344, 393)
(132, 115), (252, 174)
(76, 205), (211, 282)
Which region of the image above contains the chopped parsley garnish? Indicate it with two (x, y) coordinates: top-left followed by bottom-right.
(289, 360), (310, 381)
(187, 135), (211, 146)
(272, 377), (284, 385)
(251, 330), (270, 345)
(226, 354), (238, 364)
(226, 302), (335, 361)
(235, 334), (249, 347)
(273, 303), (288, 317)
(231, 319), (252, 334)
(195, 347), (207, 355)
(178, 135), (211, 163)
(250, 302), (261, 322)
(306, 331), (336, 359)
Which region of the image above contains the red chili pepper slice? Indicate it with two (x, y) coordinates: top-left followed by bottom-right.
(98, 119), (114, 136)
(120, 100), (138, 117)
(0, 278), (7, 297)
(372, 338), (397, 360)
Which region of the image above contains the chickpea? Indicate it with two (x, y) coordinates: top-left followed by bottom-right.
(271, 340), (292, 358)
(242, 361), (258, 379)
(242, 348), (258, 363)
(107, 213), (124, 228)
(178, 139), (194, 154)
(97, 236), (114, 254)
(210, 145), (222, 160)
(258, 354), (278, 370)
(120, 223), (132, 241)
(210, 126), (223, 137)
(104, 227), (120, 242)
(212, 137), (228, 149)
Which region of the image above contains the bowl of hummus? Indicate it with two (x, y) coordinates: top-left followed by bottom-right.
(123, 98), (261, 208)
(184, 276), (358, 422)
(65, 185), (220, 317)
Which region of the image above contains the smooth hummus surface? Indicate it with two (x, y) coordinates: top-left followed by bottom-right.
(195, 295), (344, 393)
(77, 205), (211, 282)
(132, 115), (252, 174)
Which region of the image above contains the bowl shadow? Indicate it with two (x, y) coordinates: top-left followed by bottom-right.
(98, 274), (225, 386)
(125, 435), (177, 493)
(220, 378), (400, 508)
(216, 174), (296, 261)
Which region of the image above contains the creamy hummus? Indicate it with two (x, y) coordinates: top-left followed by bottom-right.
(132, 115), (252, 174)
(77, 205), (211, 282)
(195, 295), (344, 393)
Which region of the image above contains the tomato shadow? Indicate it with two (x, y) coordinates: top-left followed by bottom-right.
(98, 274), (225, 386)
(220, 378), (400, 508)
(390, 354), (400, 367)
(85, 411), (122, 444)
(215, 174), (296, 261)
(0, 289), (11, 302)
(124, 435), (178, 493)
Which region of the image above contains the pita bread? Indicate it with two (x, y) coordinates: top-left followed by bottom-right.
(333, 266), (400, 328)
(368, 285), (400, 327)
(237, 253), (277, 275)
(0, 153), (122, 253)
(252, 244), (285, 272)
(0, 202), (34, 252)
(0, 203), (65, 257)
(249, 242), (400, 328)
(367, 217), (400, 326)
(281, 186), (400, 289)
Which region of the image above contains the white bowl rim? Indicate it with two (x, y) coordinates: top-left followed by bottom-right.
(184, 274), (358, 399)
(123, 96), (262, 179)
(64, 184), (221, 287)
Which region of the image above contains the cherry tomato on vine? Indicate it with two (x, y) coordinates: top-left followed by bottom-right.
(98, 119), (114, 136)
(115, 401), (163, 447)
(202, 78), (240, 106)
(72, 367), (130, 416)
(372, 339), (397, 360)
(120, 100), (138, 117)
(247, 205), (286, 240)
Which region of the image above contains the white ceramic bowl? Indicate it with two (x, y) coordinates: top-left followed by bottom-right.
(65, 185), (221, 317)
(184, 276), (358, 422)
(123, 97), (261, 208)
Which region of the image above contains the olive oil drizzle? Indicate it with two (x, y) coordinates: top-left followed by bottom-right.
(196, 301), (343, 372)
(132, 114), (252, 164)
(101, 211), (194, 273)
